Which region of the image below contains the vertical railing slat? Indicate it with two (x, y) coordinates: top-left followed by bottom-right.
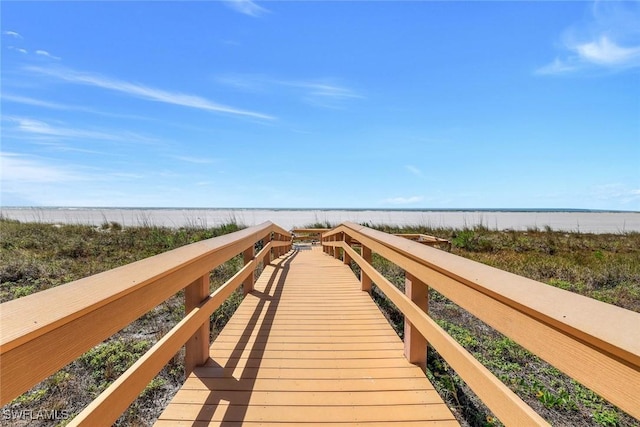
(184, 274), (210, 376)
(404, 272), (428, 372)
(361, 246), (372, 293)
(243, 245), (255, 294)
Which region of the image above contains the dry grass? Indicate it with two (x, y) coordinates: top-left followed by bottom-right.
(0, 218), (246, 426)
(1, 219), (638, 426)
(364, 224), (639, 427)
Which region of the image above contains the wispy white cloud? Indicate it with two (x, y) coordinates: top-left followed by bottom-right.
(592, 183), (640, 205)
(382, 196), (424, 205)
(2, 94), (153, 121)
(278, 80), (363, 100)
(537, 2), (640, 75)
(8, 46), (28, 54)
(0, 152), (84, 184)
(224, 0), (269, 17)
(405, 165), (423, 178)
(216, 73), (363, 108)
(174, 155), (216, 164)
(35, 50), (61, 60)
(537, 36), (640, 75)
(3, 31), (22, 39)
(6, 116), (155, 144)
(575, 36), (640, 66)
(26, 65), (275, 120)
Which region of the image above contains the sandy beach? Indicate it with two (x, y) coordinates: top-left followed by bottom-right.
(1, 208), (639, 233)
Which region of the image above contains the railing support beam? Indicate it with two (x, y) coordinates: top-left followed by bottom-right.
(243, 245), (255, 294)
(343, 236), (352, 265)
(404, 272), (428, 372)
(262, 233), (272, 265)
(333, 233), (342, 260)
(361, 246), (372, 293)
(184, 274), (210, 376)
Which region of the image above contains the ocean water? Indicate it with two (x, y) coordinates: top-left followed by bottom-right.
(1, 207), (639, 233)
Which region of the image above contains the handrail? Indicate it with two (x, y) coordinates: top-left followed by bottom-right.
(322, 222), (640, 424)
(0, 221), (292, 423)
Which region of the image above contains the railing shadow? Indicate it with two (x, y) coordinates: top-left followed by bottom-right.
(192, 249), (298, 424)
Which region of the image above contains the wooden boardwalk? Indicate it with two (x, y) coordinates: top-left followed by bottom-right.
(156, 246), (458, 426)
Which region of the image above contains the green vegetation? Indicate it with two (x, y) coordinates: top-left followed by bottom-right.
(0, 218), (246, 426)
(1, 218), (638, 426)
(362, 224), (640, 427)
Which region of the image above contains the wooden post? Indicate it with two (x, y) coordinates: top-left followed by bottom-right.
(184, 274), (210, 376)
(404, 272), (428, 372)
(243, 244), (255, 295)
(263, 233), (271, 266)
(333, 233), (342, 260)
(343, 235), (352, 266)
(361, 246), (372, 293)
(277, 234), (283, 257)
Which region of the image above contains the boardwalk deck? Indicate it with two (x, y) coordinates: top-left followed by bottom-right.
(156, 247), (458, 426)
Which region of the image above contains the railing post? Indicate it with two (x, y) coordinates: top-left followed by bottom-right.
(361, 246), (372, 293)
(184, 274), (210, 376)
(277, 234), (284, 257)
(263, 232), (272, 265)
(333, 233), (342, 260)
(343, 235), (352, 265)
(404, 272), (428, 372)
(243, 244), (255, 295)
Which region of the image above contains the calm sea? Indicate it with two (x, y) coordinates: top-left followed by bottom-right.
(1, 207), (639, 233)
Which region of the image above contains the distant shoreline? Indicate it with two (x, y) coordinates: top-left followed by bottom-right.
(2, 207), (639, 233)
(2, 206), (637, 213)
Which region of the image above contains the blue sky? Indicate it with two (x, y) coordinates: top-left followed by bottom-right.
(1, 1), (639, 210)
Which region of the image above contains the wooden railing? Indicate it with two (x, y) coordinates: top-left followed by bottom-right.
(0, 222), (292, 425)
(322, 222), (640, 426)
(291, 228), (329, 244)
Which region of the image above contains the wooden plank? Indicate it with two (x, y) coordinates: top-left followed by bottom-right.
(213, 334), (400, 343)
(209, 341), (404, 351)
(155, 421), (460, 427)
(209, 349), (409, 360)
(167, 389), (445, 406)
(203, 357), (411, 369)
(191, 366), (427, 379)
(158, 403), (455, 422)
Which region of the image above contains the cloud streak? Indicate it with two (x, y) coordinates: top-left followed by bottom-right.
(2, 94), (154, 121)
(216, 73), (363, 108)
(3, 31), (22, 39)
(405, 165), (423, 178)
(382, 196), (424, 205)
(26, 66), (275, 120)
(6, 116), (155, 145)
(35, 50), (61, 60)
(1, 152), (84, 184)
(537, 2), (640, 75)
(174, 155), (217, 164)
(224, 0), (269, 17)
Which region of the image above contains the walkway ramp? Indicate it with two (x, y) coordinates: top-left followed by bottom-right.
(156, 247), (458, 426)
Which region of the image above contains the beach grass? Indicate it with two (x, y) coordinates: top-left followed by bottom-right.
(1, 218), (638, 426)
(355, 223), (640, 427)
(0, 218), (247, 426)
